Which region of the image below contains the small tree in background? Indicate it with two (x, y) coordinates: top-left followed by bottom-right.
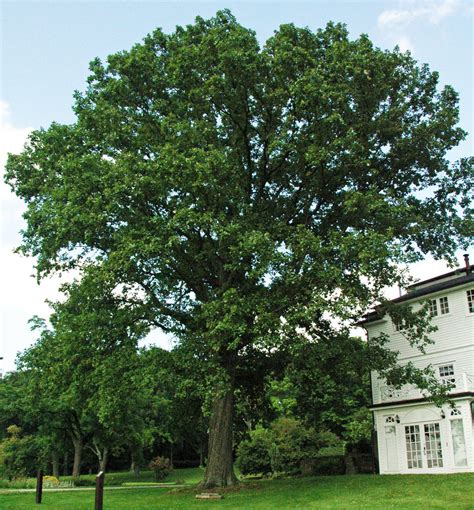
(149, 456), (173, 481)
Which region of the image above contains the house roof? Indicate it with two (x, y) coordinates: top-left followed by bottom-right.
(360, 265), (474, 326)
(406, 265), (474, 290)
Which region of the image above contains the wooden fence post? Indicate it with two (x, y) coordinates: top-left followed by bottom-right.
(35, 469), (43, 504)
(95, 470), (105, 510)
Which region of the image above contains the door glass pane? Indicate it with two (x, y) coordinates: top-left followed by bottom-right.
(424, 423), (443, 468)
(451, 419), (468, 467)
(405, 425), (422, 469)
(385, 426), (398, 471)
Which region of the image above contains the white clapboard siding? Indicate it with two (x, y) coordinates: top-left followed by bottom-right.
(365, 270), (474, 474)
(368, 284), (474, 406)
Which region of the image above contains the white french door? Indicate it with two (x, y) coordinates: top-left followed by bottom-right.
(405, 422), (443, 469)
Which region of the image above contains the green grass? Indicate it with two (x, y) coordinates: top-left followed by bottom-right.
(1, 471), (473, 509)
(62, 466), (204, 486)
(0, 467), (203, 489)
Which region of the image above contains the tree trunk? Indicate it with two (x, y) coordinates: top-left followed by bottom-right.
(51, 451), (60, 478)
(170, 442), (174, 468)
(99, 448), (108, 473)
(201, 387), (237, 488)
(199, 443), (204, 468)
(63, 451), (69, 476)
(130, 447), (141, 476)
(131, 460), (140, 476)
(72, 437), (82, 478)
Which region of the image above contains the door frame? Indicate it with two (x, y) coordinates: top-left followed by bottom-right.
(403, 420), (446, 472)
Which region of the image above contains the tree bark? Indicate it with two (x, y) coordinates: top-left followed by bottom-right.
(131, 460), (140, 476)
(99, 448), (108, 473)
(201, 385), (238, 488)
(199, 442), (205, 468)
(51, 450), (60, 478)
(71, 436), (82, 478)
(63, 451), (69, 476)
(130, 447), (141, 476)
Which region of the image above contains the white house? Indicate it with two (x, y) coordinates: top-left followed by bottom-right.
(363, 256), (474, 474)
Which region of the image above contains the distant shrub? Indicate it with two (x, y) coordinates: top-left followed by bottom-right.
(305, 455), (346, 476)
(236, 418), (342, 477)
(236, 427), (272, 476)
(317, 445), (345, 457)
(0, 425), (39, 479)
(72, 477), (95, 487)
(0, 477), (35, 489)
(43, 475), (60, 487)
(149, 456), (173, 481)
(172, 459), (200, 468)
(343, 407), (373, 452)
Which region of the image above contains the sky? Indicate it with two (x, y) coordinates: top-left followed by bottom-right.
(0, 0), (473, 374)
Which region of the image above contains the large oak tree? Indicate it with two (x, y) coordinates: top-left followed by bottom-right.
(5, 11), (472, 487)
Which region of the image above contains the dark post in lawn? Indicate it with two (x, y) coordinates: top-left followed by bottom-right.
(95, 471), (105, 510)
(35, 469), (43, 504)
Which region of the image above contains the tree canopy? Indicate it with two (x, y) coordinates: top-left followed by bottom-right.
(5, 11), (472, 486)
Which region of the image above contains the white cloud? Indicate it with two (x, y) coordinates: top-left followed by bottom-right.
(378, 0), (459, 28)
(0, 101), (32, 204)
(0, 102), (66, 374)
(0, 103), (173, 374)
(395, 35), (415, 53)
(0, 101), (32, 163)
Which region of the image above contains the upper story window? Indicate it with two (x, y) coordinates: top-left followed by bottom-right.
(428, 299), (438, 317)
(426, 296), (450, 317)
(467, 289), (474, 313)
(438, 364), (455, 385)
(439, 296), (449, 315)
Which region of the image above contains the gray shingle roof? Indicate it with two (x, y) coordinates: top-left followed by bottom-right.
(360, 266), (474, 325)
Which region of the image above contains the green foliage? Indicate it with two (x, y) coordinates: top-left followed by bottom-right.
(71, 477), (96, 487)
(149, 457), (173, 481)
(236, 427), (273, 476)
(4, 10), (473, 483)
(236, 418), (341, 476)
(287, 335), (371, 435)
(42, 475), (60, 487)
(306, 456), (346, 476)
(343, 407), (373, 450)
(0, 426), (43, 480)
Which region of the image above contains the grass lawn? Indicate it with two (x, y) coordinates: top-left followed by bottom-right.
(63, 466), (205, 486)
(0, 467), (203, 489)
(0, 471), (473, 509)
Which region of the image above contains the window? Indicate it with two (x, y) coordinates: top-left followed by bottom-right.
(428, 299), (438, 317)
(405, 425), (422, 469)
(424, 423), (443, 468)
(450, 419), (468, 467)
(439, 296), (449, 315)
(467, 290), (474, 313)
(438, 364), (455, 385)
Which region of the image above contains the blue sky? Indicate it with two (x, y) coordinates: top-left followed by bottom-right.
(1, 0), (473, 372)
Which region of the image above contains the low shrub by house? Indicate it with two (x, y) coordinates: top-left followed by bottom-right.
(236, 418), (343, 477)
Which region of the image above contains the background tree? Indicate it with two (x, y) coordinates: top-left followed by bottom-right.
(5, 11), (472, 487)
(288, 333), (371, 436)
(140, 346), (208, 468)
(16, 269), (151, 476)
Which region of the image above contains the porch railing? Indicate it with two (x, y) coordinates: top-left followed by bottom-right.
(378, 372), (474, 403)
